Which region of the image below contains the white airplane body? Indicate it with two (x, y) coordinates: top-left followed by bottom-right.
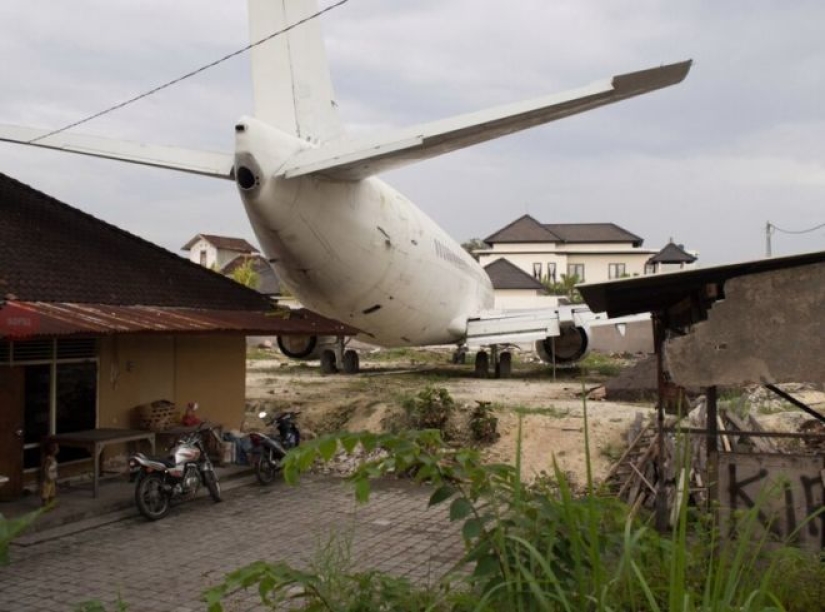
(0, 1), (691, 368)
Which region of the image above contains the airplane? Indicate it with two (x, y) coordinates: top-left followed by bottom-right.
(0, 1), (691, 377)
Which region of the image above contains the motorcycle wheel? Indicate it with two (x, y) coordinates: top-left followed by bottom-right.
(135, 472), (170, 521)
(204, 470), (222, 502)
(255, 454), (278, 485)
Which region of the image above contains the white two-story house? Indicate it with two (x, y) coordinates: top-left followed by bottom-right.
(476, 215), (697, 306)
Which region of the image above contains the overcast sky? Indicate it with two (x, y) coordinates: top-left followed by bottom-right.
(1, 0), (824, 265)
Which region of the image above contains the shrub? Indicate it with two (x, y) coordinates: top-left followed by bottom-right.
(403, 386), (454, 434)
(469, 401), (498, 443)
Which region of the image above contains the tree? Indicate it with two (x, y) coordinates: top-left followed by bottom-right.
(230, 257), (260, 290)
(461, 238), (487, 261)
(542, 273), (583, 303)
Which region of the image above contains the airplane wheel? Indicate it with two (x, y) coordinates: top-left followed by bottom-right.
(320, 349), (337, 374)
(474, 351), (489, 379)
(496, 351), (512, 379)
(342, 349), (360, 374)
(452, 349), (467, 364)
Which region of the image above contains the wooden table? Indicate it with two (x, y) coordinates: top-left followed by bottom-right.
(49, 428), (156, 497)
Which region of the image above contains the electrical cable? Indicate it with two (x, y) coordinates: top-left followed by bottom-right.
(769, 221), (825, 235)
(28, 0), (350, 144)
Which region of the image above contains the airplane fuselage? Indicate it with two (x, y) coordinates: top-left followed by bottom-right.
(235, 116), (493, 346)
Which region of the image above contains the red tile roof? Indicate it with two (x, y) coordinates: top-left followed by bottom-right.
(182, 234), (258, 253)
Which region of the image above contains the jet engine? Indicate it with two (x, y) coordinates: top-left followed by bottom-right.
(276, 335), (319, 360)
(534, 324), (591, 365)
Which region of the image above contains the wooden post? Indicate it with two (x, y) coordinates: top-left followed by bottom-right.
(706, 385), (719, 510)
(653, 313), (669, 532)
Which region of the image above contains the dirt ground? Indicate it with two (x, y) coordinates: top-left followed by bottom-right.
(243, 346), (657, 488)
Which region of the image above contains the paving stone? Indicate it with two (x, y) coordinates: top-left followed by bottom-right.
(0, 476), (461, 611)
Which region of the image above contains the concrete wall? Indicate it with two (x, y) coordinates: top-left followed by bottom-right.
(589, 316), (653, 354)
(492, 291), (560, 311)
(664, 264), (825, 387)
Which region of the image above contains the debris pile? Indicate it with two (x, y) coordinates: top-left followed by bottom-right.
(605, 387), (825, 519)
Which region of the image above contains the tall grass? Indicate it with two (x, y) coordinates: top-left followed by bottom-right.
(207, 410), (812, 611)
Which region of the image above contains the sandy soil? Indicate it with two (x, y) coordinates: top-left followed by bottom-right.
(243, 347), (657, 487)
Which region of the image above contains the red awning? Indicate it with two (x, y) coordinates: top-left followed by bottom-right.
(0, 301), (357, 340)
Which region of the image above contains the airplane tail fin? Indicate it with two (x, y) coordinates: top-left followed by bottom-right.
(248, 0), (344, 144)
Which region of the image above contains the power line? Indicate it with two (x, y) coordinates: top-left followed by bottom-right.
(769, 221), (825, 235)
(28, 0), (350, 144)
(765, 220), (825, 257)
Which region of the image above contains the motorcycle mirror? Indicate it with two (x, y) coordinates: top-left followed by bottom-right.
(258, 411), (267, 419)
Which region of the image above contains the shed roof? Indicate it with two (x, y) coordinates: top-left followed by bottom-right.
(0, 301), (352, 340)
(0, 173), (270, 310)
(0, 173), (356, 339)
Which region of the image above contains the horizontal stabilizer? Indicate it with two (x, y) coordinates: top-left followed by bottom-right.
(282, 60), (692, 181)
(465, 310), (562, 347)
(0, 125), (234, 179)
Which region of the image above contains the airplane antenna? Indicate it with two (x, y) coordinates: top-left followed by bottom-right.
(28, 0), (351, 144)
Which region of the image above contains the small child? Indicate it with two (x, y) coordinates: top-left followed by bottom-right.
(40, 442), (59, 507)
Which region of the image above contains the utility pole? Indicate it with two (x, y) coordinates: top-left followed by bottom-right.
(765, 221), (772, 258)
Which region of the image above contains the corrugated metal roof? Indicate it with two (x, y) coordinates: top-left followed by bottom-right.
(579, 250), (825, 319)
(0, 301), (357, 340)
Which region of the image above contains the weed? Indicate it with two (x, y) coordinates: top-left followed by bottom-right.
(402, 386), (455, 435)
(469, 401), (499, 443)
(577, 352), (624, 377)
(0, 506), (44, 565)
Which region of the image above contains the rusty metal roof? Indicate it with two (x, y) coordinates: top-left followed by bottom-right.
(0, 301), (357, 340)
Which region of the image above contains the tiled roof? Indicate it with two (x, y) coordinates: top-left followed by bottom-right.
(483, 215), (643, 247)
(182, 234), (258, 253)
(483, 215), (560, 244)
(484, 258), (547, 291)
(647, 241), (697, 264)
(0, 173), (274, 310)
(221, 254), (282, 296)
(544, 223), (643, 246)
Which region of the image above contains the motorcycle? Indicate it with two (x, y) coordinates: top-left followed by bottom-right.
(248, 410), (301, 485)
(128, 424), (222, 520)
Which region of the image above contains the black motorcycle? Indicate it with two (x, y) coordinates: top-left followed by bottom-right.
(128, 425), (222, 520)
(248, 410), (301, 485)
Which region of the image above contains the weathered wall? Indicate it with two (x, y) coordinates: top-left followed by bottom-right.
(717, 453), (825, 552)
(98, 334), (246, 429)
(664, 264), (825, 386)
(173, 335), (247, 430)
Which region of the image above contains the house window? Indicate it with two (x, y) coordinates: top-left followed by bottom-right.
(608, 263), (626, 279)
(645, 263), (656, 275)
(532, 262), (542, 279)
(546, 263), (557, 283)
(567, 263), (585, 282)
(199, 249), (207, 266)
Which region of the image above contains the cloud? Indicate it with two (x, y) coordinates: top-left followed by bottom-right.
(0, 0), (824, 268)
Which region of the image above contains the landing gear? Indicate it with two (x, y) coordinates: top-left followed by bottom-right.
(342, 349), (360, 374)
(474, 347), (512, 379)
(474, 351), (489, 378)
(496, 351), (512, 379)
(452, 345), (468, 364)
(320, 349), (337, 374)
(320, 338), (360, 375)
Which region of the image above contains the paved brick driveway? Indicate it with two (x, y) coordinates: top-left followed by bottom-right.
(0, 476), (463, 612)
